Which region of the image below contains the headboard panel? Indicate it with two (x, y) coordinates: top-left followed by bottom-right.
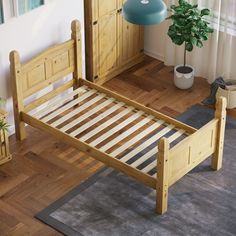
(20, 40), (75, 98)
(10, 19), (81, 100)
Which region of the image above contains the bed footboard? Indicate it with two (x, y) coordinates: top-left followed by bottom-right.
(156, 97), (227, 214)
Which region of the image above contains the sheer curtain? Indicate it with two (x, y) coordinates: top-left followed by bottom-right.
(163, 0), (236, 83)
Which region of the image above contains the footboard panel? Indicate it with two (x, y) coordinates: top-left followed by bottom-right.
(168, 119), (218, 186)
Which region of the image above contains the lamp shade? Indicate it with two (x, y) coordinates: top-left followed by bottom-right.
(122, 0), (167, 25)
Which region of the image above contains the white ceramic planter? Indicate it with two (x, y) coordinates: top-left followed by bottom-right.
(174, 65), (195, 89)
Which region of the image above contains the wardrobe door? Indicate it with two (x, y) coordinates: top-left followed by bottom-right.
(119, 0), (144, 65)
(120, 21), (144, 64)
(93, 10), (119, 80)
(86, 0), (120, 82)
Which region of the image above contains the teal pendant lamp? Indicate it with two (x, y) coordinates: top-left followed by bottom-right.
(122, 0), (167, 25)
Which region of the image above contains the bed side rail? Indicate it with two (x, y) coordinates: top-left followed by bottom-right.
(78, 78), (197, 134)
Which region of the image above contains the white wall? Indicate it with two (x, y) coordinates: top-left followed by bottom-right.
(144, 22), (167, 62)
(0, 0), (85, 133)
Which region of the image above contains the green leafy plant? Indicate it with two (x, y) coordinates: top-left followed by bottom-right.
(167, 0), (214, 71)
(0, 98), (8, 133)
(0, 120), (8, 132)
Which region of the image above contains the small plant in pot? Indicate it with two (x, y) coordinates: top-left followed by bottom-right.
(167, 0), (214, 89)
(0, 98), (8, 133)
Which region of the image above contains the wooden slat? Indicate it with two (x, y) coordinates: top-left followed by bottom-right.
(60, 97), (116, 132)
(131, 129), (185, 169)
(99, 115), (154, 152)
(89, 110), (145, 147)
(141, 130), (185, 173)
(130, 147), (156, 168)
(70, 102), (125, 137)
(41, 89), (97, 123)
(120, 125), (175, 163)
(80, 107), (135, 142)
(110, 121), (164, 157)
(50, 91), (105, 127)
(33, 86), (88, 118)
(24, 80), (74, 113)
(79, 79), (197, 134)
(21, 112), (156, 189)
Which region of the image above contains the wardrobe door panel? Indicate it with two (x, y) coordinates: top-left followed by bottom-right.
(85, 0), (144, 84)
(121, 19), (144, 64)
(97, 0), (118, 17)
(94, 13), (119, 78)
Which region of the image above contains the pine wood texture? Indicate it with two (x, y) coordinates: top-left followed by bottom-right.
(156, 138), (170, 214)
(2, 55), (234, 235)
(0, 110), (12, 165)
(212, 96), (227, 170)
(84, 0), (144, 84)
(9, 20), (227, 216)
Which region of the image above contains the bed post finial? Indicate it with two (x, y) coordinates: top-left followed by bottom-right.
(156, 137), (169, 214)
(71, 20), (82, 89)
(71, 19), (81, 35)
(10, 50), (26, 141)
(212, 96), (227, 170)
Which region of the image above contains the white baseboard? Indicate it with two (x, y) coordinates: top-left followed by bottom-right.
(144, 50), (164, 62)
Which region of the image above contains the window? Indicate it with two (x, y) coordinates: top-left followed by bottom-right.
(16, 0), (44, 15)
(0, 0), (4, 24)
(198, 0), (236, 36)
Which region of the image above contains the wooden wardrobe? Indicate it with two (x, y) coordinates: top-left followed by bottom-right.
(84, 0), (144, 84)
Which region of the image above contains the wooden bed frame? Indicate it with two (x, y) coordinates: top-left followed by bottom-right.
(10, 20), (226, 214)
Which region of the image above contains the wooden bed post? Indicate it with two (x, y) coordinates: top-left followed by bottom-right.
(212, 96), (227, 171)
(10, 51), (26, 141)
(156, 137), (170, 214)
(71, 19), (82, 90)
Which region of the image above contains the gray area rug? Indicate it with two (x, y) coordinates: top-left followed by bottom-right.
(36, 105), (236, 236)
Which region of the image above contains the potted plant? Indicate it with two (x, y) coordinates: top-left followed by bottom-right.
(0, 98), (8, 132)
(167, 0), (214, 89)
(0, 97), (11, 165)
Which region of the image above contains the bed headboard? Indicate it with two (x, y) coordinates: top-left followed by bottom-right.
(10, 20), (82, 140)
(10, 19), (82, 102)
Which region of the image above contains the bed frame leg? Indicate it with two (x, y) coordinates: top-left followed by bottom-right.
(10, 51), (26, 141)
(212, 96), (227, 171)
(71, 20), (82, 93)
(156, 137), (169, 214)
